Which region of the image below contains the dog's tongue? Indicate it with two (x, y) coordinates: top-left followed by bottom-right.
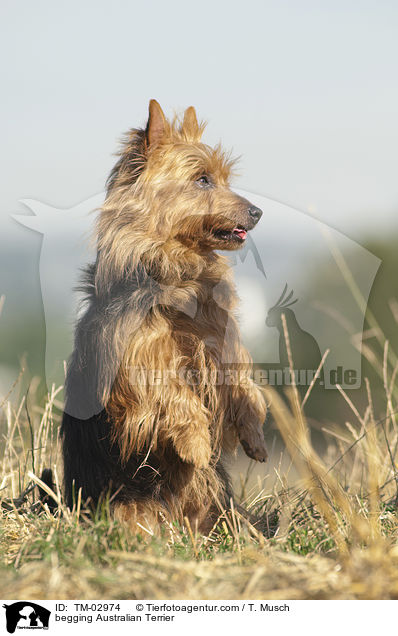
(233, 227), (247, 240)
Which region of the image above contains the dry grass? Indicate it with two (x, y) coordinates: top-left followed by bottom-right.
(0, 361), (398, 600)
(1, 249), (398, 599)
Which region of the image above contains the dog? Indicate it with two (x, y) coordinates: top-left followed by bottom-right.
(61, 100), (267, 533)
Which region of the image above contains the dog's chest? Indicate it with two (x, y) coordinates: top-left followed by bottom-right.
(169, 296), (233, 363)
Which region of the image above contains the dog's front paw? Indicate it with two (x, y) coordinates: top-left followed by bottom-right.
(174, 428), (212, 468)
(239, 425), (268, 462)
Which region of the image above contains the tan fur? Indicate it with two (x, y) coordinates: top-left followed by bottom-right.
(95, 101), (267, 532)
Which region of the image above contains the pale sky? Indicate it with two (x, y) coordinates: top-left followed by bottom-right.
(1, 0), (398, 246)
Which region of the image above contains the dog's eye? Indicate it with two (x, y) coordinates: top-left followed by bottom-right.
(196, 175), (212, 188)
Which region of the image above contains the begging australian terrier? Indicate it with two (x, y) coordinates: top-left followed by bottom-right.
(61, 100), (267, 533)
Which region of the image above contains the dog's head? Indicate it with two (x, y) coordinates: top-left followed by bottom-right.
(104, 100), (262, 256)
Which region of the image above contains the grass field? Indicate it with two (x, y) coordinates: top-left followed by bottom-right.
(1, 358), (398, 600)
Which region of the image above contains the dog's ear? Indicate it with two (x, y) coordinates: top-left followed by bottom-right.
(146, 99), (166, 147)
(182, 106), (202, 141)
(183, 106), (198, 132)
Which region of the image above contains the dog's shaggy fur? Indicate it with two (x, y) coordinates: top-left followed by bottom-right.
(62, 100), (267, 533)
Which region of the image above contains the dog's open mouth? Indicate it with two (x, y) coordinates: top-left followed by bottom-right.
(213, 226), (248, 243)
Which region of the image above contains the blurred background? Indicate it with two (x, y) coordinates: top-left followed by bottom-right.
(0, 1), (397, 447)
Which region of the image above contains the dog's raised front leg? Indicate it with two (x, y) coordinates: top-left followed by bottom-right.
(160, 382), (213, 468)
(109, 360), (213, 469)
(230, 377), (268, 462)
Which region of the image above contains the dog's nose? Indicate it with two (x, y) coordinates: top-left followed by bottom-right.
(248, 205), (263, 223)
